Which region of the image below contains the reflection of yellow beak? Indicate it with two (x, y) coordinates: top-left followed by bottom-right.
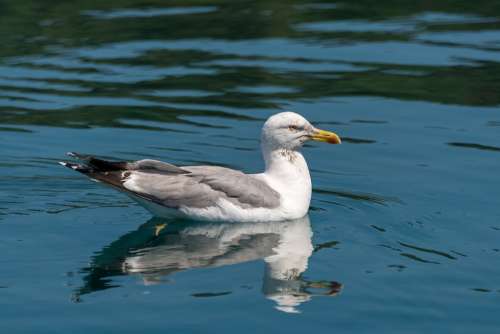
(311, 128), (341, 144)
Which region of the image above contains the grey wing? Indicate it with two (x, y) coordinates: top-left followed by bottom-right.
(125, 166), (281, 209)
(61, 153), (280, 210)
(185, 166), (281, 209)
(129, 159), (188, 174)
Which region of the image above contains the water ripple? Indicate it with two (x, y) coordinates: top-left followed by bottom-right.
(83, 6), (217, 19)
(314, 188), (402, 205)
(399, 242), (457, 260)
(448, 142), (500, 152)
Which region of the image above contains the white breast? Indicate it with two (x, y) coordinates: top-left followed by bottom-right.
(258, 150), (312, 220)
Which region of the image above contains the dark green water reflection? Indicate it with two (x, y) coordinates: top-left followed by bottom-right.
(1, 1), (499, 333)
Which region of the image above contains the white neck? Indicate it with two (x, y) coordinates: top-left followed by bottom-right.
(262, 147), (307, 175)
(261, 146), (312, 218)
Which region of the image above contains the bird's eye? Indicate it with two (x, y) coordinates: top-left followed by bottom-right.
(288, 125), (299, 131)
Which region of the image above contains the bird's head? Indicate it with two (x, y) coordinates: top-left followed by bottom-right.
(261, 112), (341, 151)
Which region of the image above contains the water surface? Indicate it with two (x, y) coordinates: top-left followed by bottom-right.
(1, 1), (499, 333)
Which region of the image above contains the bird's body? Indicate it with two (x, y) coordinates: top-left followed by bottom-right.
(60, 112), (341, 222)
(131, 151), (311, 222)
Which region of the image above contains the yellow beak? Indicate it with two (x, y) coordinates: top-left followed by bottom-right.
(311, 128), (342, 144)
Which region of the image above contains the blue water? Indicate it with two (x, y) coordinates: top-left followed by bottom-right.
(1, 1), (500, 333)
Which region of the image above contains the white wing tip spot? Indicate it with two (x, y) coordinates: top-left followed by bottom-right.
(59, 161), (80, 170)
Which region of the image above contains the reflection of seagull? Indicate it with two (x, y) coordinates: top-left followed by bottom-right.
(74, 216), (342, 313)
(60, 112), (341, 222)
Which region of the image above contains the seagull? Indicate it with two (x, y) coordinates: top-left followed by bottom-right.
(60, 112), (341, 222)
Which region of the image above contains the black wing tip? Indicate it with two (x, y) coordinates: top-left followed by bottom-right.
(66, 152), (89, 160)
(59, 161), (74, 168)
(63, 151), (126, 172)
(58, 161), (90, 173)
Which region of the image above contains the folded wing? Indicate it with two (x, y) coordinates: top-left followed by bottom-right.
(61, 153), (280, 210)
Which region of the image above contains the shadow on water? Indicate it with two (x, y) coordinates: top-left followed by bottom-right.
(74, 215), (342, 314)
